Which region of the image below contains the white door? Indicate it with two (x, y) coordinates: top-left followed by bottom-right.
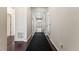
(36, 20), (42, 32)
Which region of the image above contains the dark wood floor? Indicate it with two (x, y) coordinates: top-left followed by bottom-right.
(26, 32), (53, 51)
(15, 41), (27, 51)
(15, 32), (57, 51)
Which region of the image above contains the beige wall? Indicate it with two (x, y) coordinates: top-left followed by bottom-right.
(49, 7), (79, 51)
(27, 8), (32, 39)
(0, 7), (7, 50)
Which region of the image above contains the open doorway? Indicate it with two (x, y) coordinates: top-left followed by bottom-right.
(7, 14), (12, 36)
(7, 8), (15, 51)
(31, 7), (48, 35)
(36, 18), (42, 32)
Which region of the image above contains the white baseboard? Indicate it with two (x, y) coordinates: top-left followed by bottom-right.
(50, 39), (60, 51)
(27, 34), (32, 40)
(48, 35), (59, 51)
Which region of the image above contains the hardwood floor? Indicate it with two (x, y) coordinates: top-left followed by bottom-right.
(14, 32), (57, 51)
(15, 35), (32, 51)
(7, 36), (14, 51)
(26, 32), (53, 51)
(15, 41), (27, 51)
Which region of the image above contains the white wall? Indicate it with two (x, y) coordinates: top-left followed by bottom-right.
(0, 7), (7, 50)
(49, 7), (79, 51)
(15, 7), (27, 42)
(27, 8), (32, 39)
(15, 7), (32, 42)
(46, 12), (51, 36)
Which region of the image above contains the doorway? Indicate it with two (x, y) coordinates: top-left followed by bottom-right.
(36, 18), (42, 32)
(7, 14), (12, 36)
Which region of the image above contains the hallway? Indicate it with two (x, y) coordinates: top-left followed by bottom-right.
(4, 7), (79, 51)
(26, 32), (52, 51)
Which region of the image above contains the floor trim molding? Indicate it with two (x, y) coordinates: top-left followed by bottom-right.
(46, 35), (57, 51)
(26, 34), (32, 50)
(27, 34), (32, 41)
